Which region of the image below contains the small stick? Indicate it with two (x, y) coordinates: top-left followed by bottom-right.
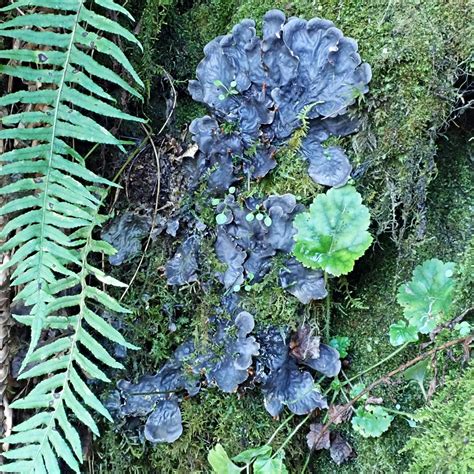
(313, 334), (473, 446)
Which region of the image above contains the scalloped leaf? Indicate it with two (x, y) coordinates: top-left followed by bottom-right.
(397, 259), (456, 334)
(293, 186), (372, 276)
(389, 320), (419, 346)
(351, 406), (394, 438)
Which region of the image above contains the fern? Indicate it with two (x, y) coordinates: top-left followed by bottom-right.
(0, 1), (143, 471)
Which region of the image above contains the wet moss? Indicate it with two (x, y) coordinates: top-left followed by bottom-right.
(169, 0), (471, 242)
(92, 0), (472, 472)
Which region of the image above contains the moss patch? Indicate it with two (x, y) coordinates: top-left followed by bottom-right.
(92, 1), (472, 472)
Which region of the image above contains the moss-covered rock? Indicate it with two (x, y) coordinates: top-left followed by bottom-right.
(154, 0), (471, 240)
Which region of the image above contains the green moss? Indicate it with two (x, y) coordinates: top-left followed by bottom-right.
(93, 1), (472, 472)
(166, 0), (471, 241)
(403, 365), (474, 474)
(95, 390), (295, 473)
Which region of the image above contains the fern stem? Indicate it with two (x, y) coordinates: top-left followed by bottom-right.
(271, 414), (310, 460)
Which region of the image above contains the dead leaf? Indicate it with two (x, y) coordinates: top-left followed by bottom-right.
(290, 324), (320, 361)
(306, 423), (330, 451)
(365, 397), (383, 405)
(329, 404), (353, 424)
(330, 432), (354, 466)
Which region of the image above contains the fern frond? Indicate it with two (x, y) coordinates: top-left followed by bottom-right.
(0, 0), (143, 471)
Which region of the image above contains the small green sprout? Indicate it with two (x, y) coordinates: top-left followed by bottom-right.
(216, 213), (227, 225)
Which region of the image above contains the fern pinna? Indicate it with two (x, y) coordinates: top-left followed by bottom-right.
(0, 1), (143, 471)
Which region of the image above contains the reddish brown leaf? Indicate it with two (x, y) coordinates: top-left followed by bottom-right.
(328, 404), (352, 424)
(306, 423), (330, 451)
(290, 324), (320, 361)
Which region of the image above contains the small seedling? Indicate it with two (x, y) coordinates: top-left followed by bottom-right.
(214, 79), (239, 100)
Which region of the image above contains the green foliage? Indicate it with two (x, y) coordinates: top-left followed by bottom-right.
(403, 360), (429, 399)
(352, 406), (394, 438)
(329, 336), (351, 358)
(403, 365), (474, 473)
(208, 444), (241, 474)
(389, 320), (419, 346)
(397, 258), (455, 333)
(455, 321), (472, 337)
(389, 259), (456, 346)
(293, 186), (372, 276)
(209, 443), (289, 473)
(0, 0), (142, 471)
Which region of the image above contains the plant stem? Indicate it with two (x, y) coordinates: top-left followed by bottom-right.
(301, 452), (312, 474)
(266, 414), (295, 446)
(272, 414), (310, 459)
(324, 271), (331, 341)
(418, 381), (428, 401)
(381, 406), (415, 418)
(343, 342), (409, 385)
(323, 390), (339, 423)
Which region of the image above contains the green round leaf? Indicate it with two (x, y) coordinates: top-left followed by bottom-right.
(454, 321), (472, 337)
(264, 216), (272, 227)
(389, 321), (419, 346)
(256, 213), (264, 221)
(208, 444), (240, 474)
(397, 259), (456, 334)
(351, 406), (394, 438)
(293, 186), (373, 276)
(246, 213), (255, 222)
(216, 213), (228, 225)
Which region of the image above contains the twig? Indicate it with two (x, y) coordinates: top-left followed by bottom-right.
(120, 127), (162, 301)
(119, 69), (177, 301)
(314, 334), (473, 446)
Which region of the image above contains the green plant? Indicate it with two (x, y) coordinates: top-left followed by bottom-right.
(293, 185), (372, 339)
(293, 185), (372, 277)
(351, 406), (394, 438)
(208, 414), (302, 473)
(389, 259), (456, 346)
(0, 1), (143, 471)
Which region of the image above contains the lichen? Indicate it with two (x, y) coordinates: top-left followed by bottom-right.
(92, 0), (472, 471)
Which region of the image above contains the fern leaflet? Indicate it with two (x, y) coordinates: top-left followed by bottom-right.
(0, 1), (143, 471)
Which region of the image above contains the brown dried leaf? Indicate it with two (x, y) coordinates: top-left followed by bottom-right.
(365, 397), (383, 405)
(328, 404), (352, 424)
(306, 423), (330, 451)
(290, 324), (320, 361)
(330, 432), (354, 466)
